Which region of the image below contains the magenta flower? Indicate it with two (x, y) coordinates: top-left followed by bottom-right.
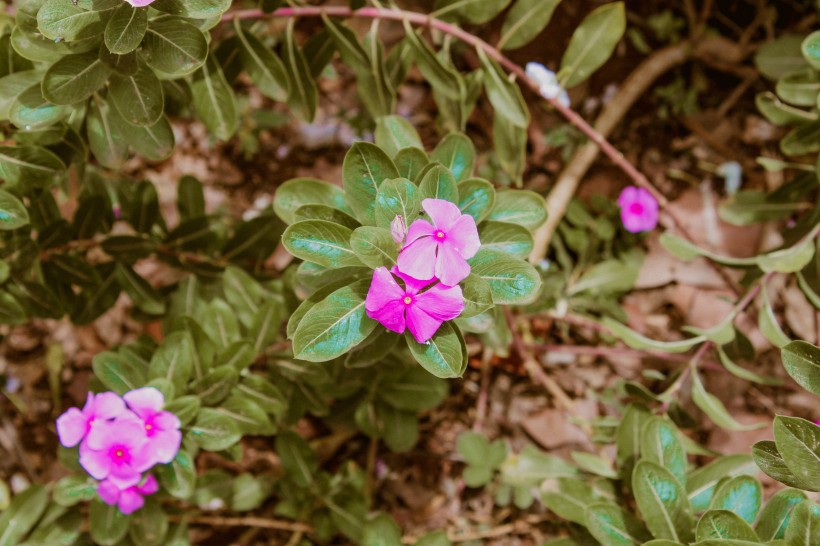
(365, 266), (464, 343)
(80, 416), (153, 489)
(617, 186), (659, 233)
(98, 474), (159, 515)
(56, 392), (125, 448)
(124, 0), (156, 7)
(397, 199), (480, 286)
(123, 388), (181, 465)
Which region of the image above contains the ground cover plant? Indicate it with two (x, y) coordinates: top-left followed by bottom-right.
(0, 0), (819, 544)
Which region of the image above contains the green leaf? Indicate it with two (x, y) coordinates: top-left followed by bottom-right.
(0, 485), (48, 546)
(282, 20), (317, 121)
(128, 498), (168, 546)
(163, 396), (200, 427)
(467, 248), (541, 305)
(283, 219), (363, 268)
(487, 189), (547, 230)
(350, 226), (398, 268)
(0, 71), (43, 120)
(719, 190), (804, 226)
(191, 408), (241, 451)
(92, 351), (145, 394)
(571, 451), (617, 478)
(717, 347), (782, 386)
(559, 2), (626, 88)
(755, 34), (809, 80)
(0, 145), (64, 186)
(569, 257), (640, 296)
(362, 513), (402, 545)
(276, 431), (317, 487)
(641, 417), (687, 486)
(292, 280), (376, 362)
(231, 473), (272, 511)
(774, 416), (820, 491)
(752, 440), (809, 489)
(493, 103), (527, 182)
(602, 317), (704, 353)
(803, 31), (820, 70)
(378, 366), (449, 411)
(0, 189), (29, 230)
(405, 321), (467, 378)
(108, 65), (164, 127)
(784, 500), (820, 546)
(541, 477), (597, 525)
(692, 369), (765, 431)
(150, 0), (232, 19)
(756, 488), (807, 541)
(233, 18), (289, 102)
(36, 0), (112, 42)
(431, 133), (475, 182)
(756, 92), (818, 126)
(659, 233), (756, 267)
(434, 0), (512, 25)
(104, 3), (147, 54)
(632, 461), (693, 542)
(499, 0), (562, 50)
(757, 236), (817, 273)
(155, 450), (197, 500)
(89, 499), (131, 546)
(616, 402), (651, 480)
(759, 288), (791, 348)
(375, 177), (421, 229)
(191, 365), (238, 406)
(394, 147), (429, 182)
(776, 68), (820, 107)
(418, 164), (459, 203)
(191, 56), (238, 141)
(696, 510), (760, 541)
(86, 95), (128, 168)
(116, 263), (165, 315)
(274, 177), (350, 225)
(142, 18), (208, 77)
(687, 455), (756, 512)
(478, 221), (533, 258)
(343, 142), (400, 225)
(460, 274), (493, 318)
(458, 178), (496, 223)
(781, 340), (820, 395)
(53, 475), (97, 507)
(402, 22), (461, 101)
(9, 83), (70, 130)
(375, 115), (423, 158)
(477, 47), (529, 128)
(42, 53), (111, 105)
(709, 475), (762, 524)
(585, 503), (652, 546)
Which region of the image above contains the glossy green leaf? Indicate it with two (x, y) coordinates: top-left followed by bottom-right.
(431, 133), (475, 182)
(191, 408), (241, 451)
(755, 92), (817, 126)
(717, 347), (781, 386)
(492, 101), (527, 181)
(696, 510), (759, 541)
(776, 68), (820, 107)
(419, 164), (459, 203)
(0, 189), (29, 230)
(759, 288), (791, 348)
(402, 21), (461, 100)
(0, 485), (48, 546)
(375, 115), (423, 158)
(434, 0), (512, 24)
(108, 64), (163, 126)
(37, 0), (112, 42)
(499, 0), (562, 50)
(478, 47), (529, 128)
(155, 450), (196, 499)
(42, 53), (110, 105)
(692, 369), (764, 431)
(753, 440), (809, 489)
(343, 142), (400, 224)
(394, 147), (429, 182)
(781, 340), (820, 395)
(784, 500), (820, 546)
(276, 431), (318, 487)
(86, 95), (128, 168)
(92, 351), (145, 394)
(116, 263), (165, 315)
(274, 177), (350, 225)
(53, 475), (97, 507)
(755, 34), (809, 80)
(488, 189), (547, 230)
(150, 0), (232, 19)
(659, 233), (756, 267)
(560, 2), (626, 88)
(233, 18), (289, 102)
(687, 455), (756, 512)
(283, 20), (317, 121)
(191, 56), (238, 140)
(283, 219), (363, 268)
(756, 488), (807, 541)
(458, 178), (496, 223)
(602, 317), (704, 353)
(405, 321), (467, 378)
(709, 475), (762, 524)
(774, 416), (820, 491)
(142, 18), (208, 76)
(585, 503), (652, 546)
(478, 221), (533, 258)
(803, 31), (820, 70)
(459, 273), (493, 318)
(633, 461), (693, 542)
(467, 248), (541, 305)
(350, 226), (398, 268)
(641, 417), (687, 485)
(104, 3), (147, 54)
(9, 83), (70, 130)
(163, 396), (200, 427)
(757, 235), (817, 273)
(375, 177), (421, 229)
(89, 499), (131, 546)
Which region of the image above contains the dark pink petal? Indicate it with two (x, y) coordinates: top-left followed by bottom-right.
(79, 442), (112, 480)
(365, 267), (404, 313)
(91, 392), (126, 420)
(397, 237), (438, 282)
(150, 429), (182, 464)
(434, 243), (471, 286)
(56, 408), (88, 448)
(97, 480), (121, 506)
(414, 284), (464, 321)
(117, 489), (145, 515)
(153, 411), (180, 431)
(617, 186), (639, 209)
(81, 392), (95, 413)
(422, 199), (461, 231)
(405, 219), (435, 245)
(136, 475), (159, 496)
(123, 388), (163, 419)
(445, 215), (480, 259)
(391, 266), (435, 294)
(366, 300), (407, 334)
(405, 305), (445, 343)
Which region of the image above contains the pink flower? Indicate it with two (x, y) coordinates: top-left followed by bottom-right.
(56, 392), (125, 448)
(390, 215), (406, 244)
(617, 186), (659, 233)
(123, 388), (181, 465)
(124, 0), (156, 7)
(397, 199), (481, 286)
(365, 266), (464, 343)
(79, 416), (154, 489)
(98, 474), (159, 515)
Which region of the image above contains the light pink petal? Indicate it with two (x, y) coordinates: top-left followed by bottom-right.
(81, 392), (95, 414)
(117, 489), (145, 515)
(150, 429), (182, 464)
(365, 267), (405, 313)
(87, 418), (146, 451)
(422, 199), (462, 231)
(107, 466), (143, 490)
(414, 284), (464, 322)
(91, 392), (126, 420)
(125, 0), (156, 7)
(79, 442), (112, 480)
(153, 411), (180, 431)
(136, 475), (159, 496)
(445, 215), (480, 259)
(56, 408), (88, 448)
(405, 219), (435, 245)
(123, 388), (164, 418)
(366, 300), (407, 334)
(617, 186), (639, 208)
(391, 266), (435, 294)
(434, 243), (471, 286)
(405, 305), (445, 344)
(97, 480), (122, 506)
(397, 237), (438, 282)
(620, 212), (644, 233)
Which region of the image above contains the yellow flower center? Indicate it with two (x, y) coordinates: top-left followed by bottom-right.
(403, 296), (412, 305)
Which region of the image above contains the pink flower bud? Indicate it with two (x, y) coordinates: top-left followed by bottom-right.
(390, 215), (407, 244)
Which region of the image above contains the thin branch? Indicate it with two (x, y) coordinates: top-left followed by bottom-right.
(171, 514), (313, 533)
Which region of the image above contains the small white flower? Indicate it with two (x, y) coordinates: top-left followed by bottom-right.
(717, 161), (743, 195)
(525, 62), (570, 106)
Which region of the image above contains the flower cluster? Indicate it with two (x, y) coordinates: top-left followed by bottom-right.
(366, 199), (480, 343)
(56, 388), (181, 514)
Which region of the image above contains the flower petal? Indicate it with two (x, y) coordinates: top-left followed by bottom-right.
(56, 408), (89, 448)
(405, 218), (435, 245)
(397, 237), (438, 282)
(434, 243), (471, 286)
(365, 267), (404, 313)
(108, 466), (143, 490)
(422, 199), (462, 231)
(617, 186), (639, 208)
(445, 215), (480, 259)
(123, 388), (164, 418)
(117, 489), (145, 515)
(150, 429), (182, 465)
(414, 284), (464, 321)
(391, 266), (435, 294)
(153, 411), (180, 431)
(136, 475), (159, 496)
(405, 305), (445, 343)
(97, 480), (121, 506)
(366, 300), (407, 334)
(79, 442), (112, 480)
(91, 392), (126, 420)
